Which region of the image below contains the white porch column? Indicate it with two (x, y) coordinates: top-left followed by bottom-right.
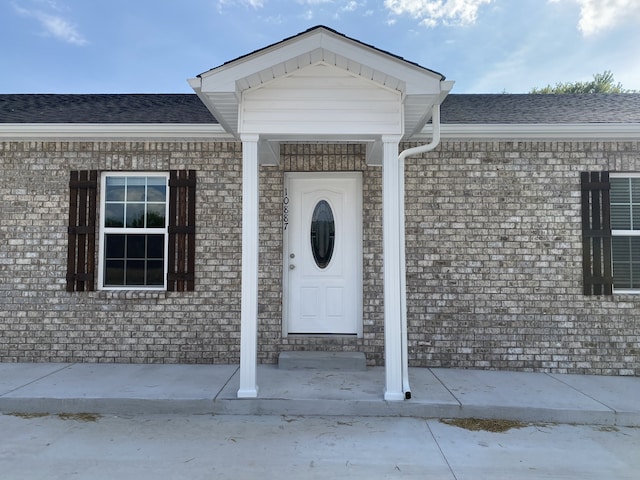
(382, 135), (404, 401)
(238, 134), (260, 398)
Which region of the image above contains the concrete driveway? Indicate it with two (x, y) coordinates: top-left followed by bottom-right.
(2, 413), (639, 479)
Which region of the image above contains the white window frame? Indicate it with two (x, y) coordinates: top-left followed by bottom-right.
(610, 172), (640, 294)
(98, 172), (170, 291)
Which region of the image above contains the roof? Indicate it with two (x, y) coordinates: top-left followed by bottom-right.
(440, 94), (640, 124)
(2, 93), (640, 125)
(0, 94), (216, 124)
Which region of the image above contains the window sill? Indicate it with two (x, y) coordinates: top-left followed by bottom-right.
(91, 290), (169, 300)
(612, 289), (640, 295)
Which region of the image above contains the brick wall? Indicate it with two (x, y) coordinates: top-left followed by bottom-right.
(0, 141), (244, 364)
(405, 140), (640, 375)
(1, 139), (639, 375)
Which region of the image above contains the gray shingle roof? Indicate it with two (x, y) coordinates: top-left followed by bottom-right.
(1, 93), (640, 125)
(440, 94), (640, 124)
(0, 94), (216, 124)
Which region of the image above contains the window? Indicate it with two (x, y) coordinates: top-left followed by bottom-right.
(99, 174), (169, 289)
(67, 170), (196, 292)
(610, 174), (640, 292)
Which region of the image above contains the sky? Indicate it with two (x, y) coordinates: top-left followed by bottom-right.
(2, 0), (640, 94)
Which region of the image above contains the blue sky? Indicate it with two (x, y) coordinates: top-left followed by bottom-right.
(2, 0), (640, 94)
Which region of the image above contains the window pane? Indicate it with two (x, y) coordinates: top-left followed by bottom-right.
(105, 234), (125, 258)
(611, 205), (631, 230)
(126, 203), (145, 228)
(127, 235), (146, 258)
(612, 236), (628, 289)
(126, 177), (146, 202)
(612, 236), (640, 289)
(610, 178), (630, 203)
(631, 237), (640, 258)
(147, 178), (166, 202)
(631, 178), (640, 200)
(104, 260), (125, 286)
(147, 261), (164, 285)
(104, 203), (125, 228)
(126, 260), (145, 285)
(146, 204), (166, 228)
(147, 234), (164, 258)
(614, 262), (631, 289)
(310, 200), (335, 269)
(105, 177), (125, 202)
(633, 205), (640, 231)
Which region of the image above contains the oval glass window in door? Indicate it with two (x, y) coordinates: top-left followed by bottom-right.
(310, 200), (335, 269)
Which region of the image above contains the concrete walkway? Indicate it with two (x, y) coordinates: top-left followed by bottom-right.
(1, 363), (639, 426)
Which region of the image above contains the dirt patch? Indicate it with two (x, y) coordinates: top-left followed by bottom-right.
(597, 425), (619, 432)
(57, 413), (101, 422)
(7, 412), (49, 419)
(440, 417), (529, 433)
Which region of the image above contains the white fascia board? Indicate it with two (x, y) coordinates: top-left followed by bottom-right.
(414, 123), (640, 140)
(200, 36), (327, 92)
(0, 123), (231, 140)
(317, 34), (442, 95)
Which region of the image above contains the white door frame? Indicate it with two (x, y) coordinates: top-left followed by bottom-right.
(282, 172), (363, 337)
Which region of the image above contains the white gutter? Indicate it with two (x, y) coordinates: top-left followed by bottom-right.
(0, 123), (230, 139)
(416, 122), (640, 140)
(397, 103), (442, 399)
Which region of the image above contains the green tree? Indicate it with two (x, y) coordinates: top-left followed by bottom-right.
(530, 70), (636, 94)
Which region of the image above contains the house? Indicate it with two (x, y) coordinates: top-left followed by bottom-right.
(1, 26), (639, 400)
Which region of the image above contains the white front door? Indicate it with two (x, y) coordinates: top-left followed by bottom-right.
(284, 172), (362, 335)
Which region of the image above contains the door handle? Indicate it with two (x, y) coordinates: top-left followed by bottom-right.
(289, 264), (296, 270)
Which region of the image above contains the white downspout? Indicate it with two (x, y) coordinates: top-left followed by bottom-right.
(397, 103), (442, 399)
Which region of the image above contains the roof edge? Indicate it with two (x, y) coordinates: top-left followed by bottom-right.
(0, 123), (230, 139)
(197, 25), (445, 81)
(414, 122), (640, 140)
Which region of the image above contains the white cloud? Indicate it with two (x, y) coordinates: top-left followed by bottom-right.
(13, 4), (87, 45)
(217, 0), (264, 9)
(549, 0), (640, 36)
(342, 1), (359, 11)
(384, 0), (493, 27)
(38, 12), (87, 45)
(296, 0), (334, 4)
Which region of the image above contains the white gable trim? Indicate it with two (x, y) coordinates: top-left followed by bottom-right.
(190, 27), (448, 141)
(194, 29), (442, 95)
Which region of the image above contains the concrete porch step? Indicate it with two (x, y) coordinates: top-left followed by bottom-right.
(278, 351), (367, 371)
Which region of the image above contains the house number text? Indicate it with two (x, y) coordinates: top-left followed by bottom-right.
(283, 187), (289, 231)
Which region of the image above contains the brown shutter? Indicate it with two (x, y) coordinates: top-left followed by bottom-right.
(66, 170), (98, 292)
(581, 171), (613, 295)
(168, 170), (196, 291)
